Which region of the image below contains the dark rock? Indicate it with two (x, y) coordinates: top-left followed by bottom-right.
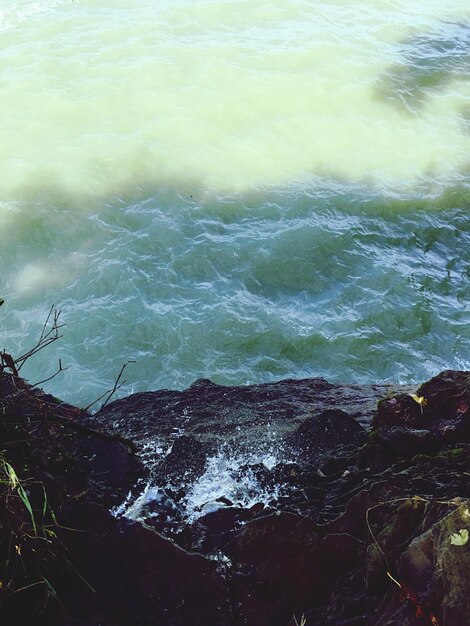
(398, 503), (470, 626)
(154, 434), (211, 486)
(225, 512), (322, 626)
(184, 502), (278, 554)
(319, 447), (357, 477)
(71, 433), (140, 505)
(224, 512), (360, 626)
(134, 487), (185, 535)
(271, 462), (302, 484)
(238, 462), (273, 487)
(4, 367), (470, 626)
(92, 377), (400, 457)
(62, 506), (232, 626)
(366, 502), (470, 626)
(188, 506), (252, 552)
(374, 370), (470, 455)
(0, 373), (142, 508)
(285, 409), (367, 467)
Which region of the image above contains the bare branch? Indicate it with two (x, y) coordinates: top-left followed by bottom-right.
(38, 304), (55, 344)
(15, 306), (64, 371)
(82, 361), (136, 413)
(32, 359), (67, 388)
(81, 389), (111, 414)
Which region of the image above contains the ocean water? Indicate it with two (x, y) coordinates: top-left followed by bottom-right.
(0, 0), (469, 408)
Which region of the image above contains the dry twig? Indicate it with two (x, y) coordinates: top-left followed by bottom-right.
(83, 360), (136, 413)
(14, 306), (64, 372)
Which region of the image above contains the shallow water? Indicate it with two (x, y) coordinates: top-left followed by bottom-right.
(0, 0), (469, 406)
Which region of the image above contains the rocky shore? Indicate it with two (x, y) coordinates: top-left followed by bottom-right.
(1, 368), (469, 625)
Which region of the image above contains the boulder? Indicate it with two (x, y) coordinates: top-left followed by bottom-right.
(92, 377), (398, 456)
(398, 502), (470, 626)
(374, 371), (470, 455)
(225, 511), (360, 626)
(4, 367), (470, 626)
(285, 409), (367, 466)
(366, 502), (470, 626)
(154, 434), (212, 486)
(66, 510), (233, 626)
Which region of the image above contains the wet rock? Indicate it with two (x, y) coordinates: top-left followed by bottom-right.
(64, 507), (232, 626)
(128, 486), (185, 535)
(183, 502), (277, 554)
(365, 498), (430, 595)
(365, 502), (470, 626)
(398, 502), (470, 626)
(4, 368), (470, 626)
(319, 446), (358, 477)
(238, 462), (273, 488)
(0, 374), (144, 623)
(92, 377), (399, 456)
(225, 512), (322, 626)
(154, 434), (211, 486)
(71, 433), (140, 506)
(285, 408), (367, 467)
(417, 370), (470, 425)
(271, 462), (302, 483)
(0, 373), (142, 508)
(374, 370), (470, 455)
(187, 505), (253, 553)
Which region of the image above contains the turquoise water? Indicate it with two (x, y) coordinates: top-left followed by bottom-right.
(0, 0), (469, 407)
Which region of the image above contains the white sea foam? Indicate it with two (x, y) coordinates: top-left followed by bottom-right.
(118, 485), (168, 521)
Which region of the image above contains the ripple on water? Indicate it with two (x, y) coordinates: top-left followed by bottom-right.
(0, 1), (469, 406)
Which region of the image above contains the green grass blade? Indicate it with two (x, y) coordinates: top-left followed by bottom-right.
(17, 484), (37, 537)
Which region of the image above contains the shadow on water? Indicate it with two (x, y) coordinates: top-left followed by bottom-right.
(0, 177), (469, 309)
(1, 173), (470, 288)
(376, 21), (470, 117)
(0, 74), (469, 399)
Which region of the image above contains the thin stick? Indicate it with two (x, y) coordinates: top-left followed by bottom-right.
(38, 305), (55, 344)
(83, 361), (135, 412)
(365, 504), (393, 576)
(15, 306), (65, 371)
(100, 360), (136, 410)
(32, 359), (67, 388)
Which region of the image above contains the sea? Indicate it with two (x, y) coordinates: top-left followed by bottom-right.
(0, 0), (469, 409)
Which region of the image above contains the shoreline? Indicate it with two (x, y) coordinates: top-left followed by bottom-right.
(0, 368), (469, 625)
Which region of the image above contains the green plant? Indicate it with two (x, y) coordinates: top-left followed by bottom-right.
(0, 453), (64, 611)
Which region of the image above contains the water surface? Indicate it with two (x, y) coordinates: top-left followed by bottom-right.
(0, 0), (469, 406)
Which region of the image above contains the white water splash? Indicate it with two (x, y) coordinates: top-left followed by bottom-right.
(182, 448), (289, 523)
(116, 484), (180, 522)
(115, 443), (293, 525)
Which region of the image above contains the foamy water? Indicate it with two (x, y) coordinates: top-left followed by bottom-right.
(118, 446), (289, 524)
(0, 0), (469, 406)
